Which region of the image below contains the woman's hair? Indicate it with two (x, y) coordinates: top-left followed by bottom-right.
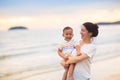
(83, 22), (99, 37)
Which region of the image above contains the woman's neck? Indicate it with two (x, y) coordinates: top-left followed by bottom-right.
(82, 38), (91, 44)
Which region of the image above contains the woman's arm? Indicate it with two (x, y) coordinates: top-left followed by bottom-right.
(66, 53), (89, 64)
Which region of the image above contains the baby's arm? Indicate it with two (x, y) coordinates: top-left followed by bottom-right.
(75, 45), (81, 56)
(58, 48), (68, 61)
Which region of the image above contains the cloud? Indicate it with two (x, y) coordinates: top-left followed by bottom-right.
(0, 0), (120, 30)
(0, 0), (120, 17)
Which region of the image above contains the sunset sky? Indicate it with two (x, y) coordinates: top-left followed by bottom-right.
(0, 0), (120, 30)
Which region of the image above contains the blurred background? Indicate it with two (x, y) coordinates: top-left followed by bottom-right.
(0, 0), (120, 80)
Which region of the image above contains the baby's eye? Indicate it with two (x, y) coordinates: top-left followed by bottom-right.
(66, 34), (72, 35)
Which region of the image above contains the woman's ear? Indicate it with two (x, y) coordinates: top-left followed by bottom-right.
(89, 32), (92, 37)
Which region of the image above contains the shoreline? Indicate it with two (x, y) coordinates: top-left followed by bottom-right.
(0, 56), (120, 80)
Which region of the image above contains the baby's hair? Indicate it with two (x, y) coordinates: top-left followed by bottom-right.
(63, 26), (73, 32)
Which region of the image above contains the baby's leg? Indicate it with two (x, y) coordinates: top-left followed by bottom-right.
(68, 63), (75, 80)
(62, 68), (69, 80)
(60, 60), (69, 80)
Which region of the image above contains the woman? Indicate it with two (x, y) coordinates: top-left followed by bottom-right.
(63, 22), (99, 80)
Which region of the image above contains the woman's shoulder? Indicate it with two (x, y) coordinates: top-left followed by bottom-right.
(81, 43), (96, 57)
(83, 43), (96, 50)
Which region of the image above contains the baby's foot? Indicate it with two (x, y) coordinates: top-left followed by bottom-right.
(68, 76), (74, 80)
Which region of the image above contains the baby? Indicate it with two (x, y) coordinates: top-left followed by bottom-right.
(58, 26), (81, 80)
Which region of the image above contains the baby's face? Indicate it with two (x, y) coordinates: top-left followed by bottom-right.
(63, 29), (73, 41)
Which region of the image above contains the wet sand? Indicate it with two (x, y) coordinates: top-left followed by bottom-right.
(0, 56), (120, 80)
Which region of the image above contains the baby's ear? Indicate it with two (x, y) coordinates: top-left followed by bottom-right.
(62, 34), (64, 37)
(72, 34), (74, 36)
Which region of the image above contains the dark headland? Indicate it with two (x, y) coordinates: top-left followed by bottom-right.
(8, 26), (28, 31)
(97, 21), (120, 25)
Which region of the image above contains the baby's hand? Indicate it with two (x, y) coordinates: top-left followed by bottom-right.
(77, 52), (81, 56)
(75, 45), (81, 56)
(75, 45), (80, 50)
(64, 56), (69, 61)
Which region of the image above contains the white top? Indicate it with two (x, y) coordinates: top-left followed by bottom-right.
(58, 39), (77, 56)
(72, 43), (96, 80)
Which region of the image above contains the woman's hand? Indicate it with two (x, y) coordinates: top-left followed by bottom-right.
(66, 57), (77, 64)
(66, 53), (89, 64)
(60, 61), (69, 70)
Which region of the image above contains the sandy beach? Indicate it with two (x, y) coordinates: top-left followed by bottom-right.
(1, 56), (120, 80)
(30, 56), (120, 80)
(91, 56), (120, 80)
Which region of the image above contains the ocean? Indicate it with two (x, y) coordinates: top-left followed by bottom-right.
(0, 24), (120, 80)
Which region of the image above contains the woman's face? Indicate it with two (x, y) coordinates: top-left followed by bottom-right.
(80, 25), (92, 40)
